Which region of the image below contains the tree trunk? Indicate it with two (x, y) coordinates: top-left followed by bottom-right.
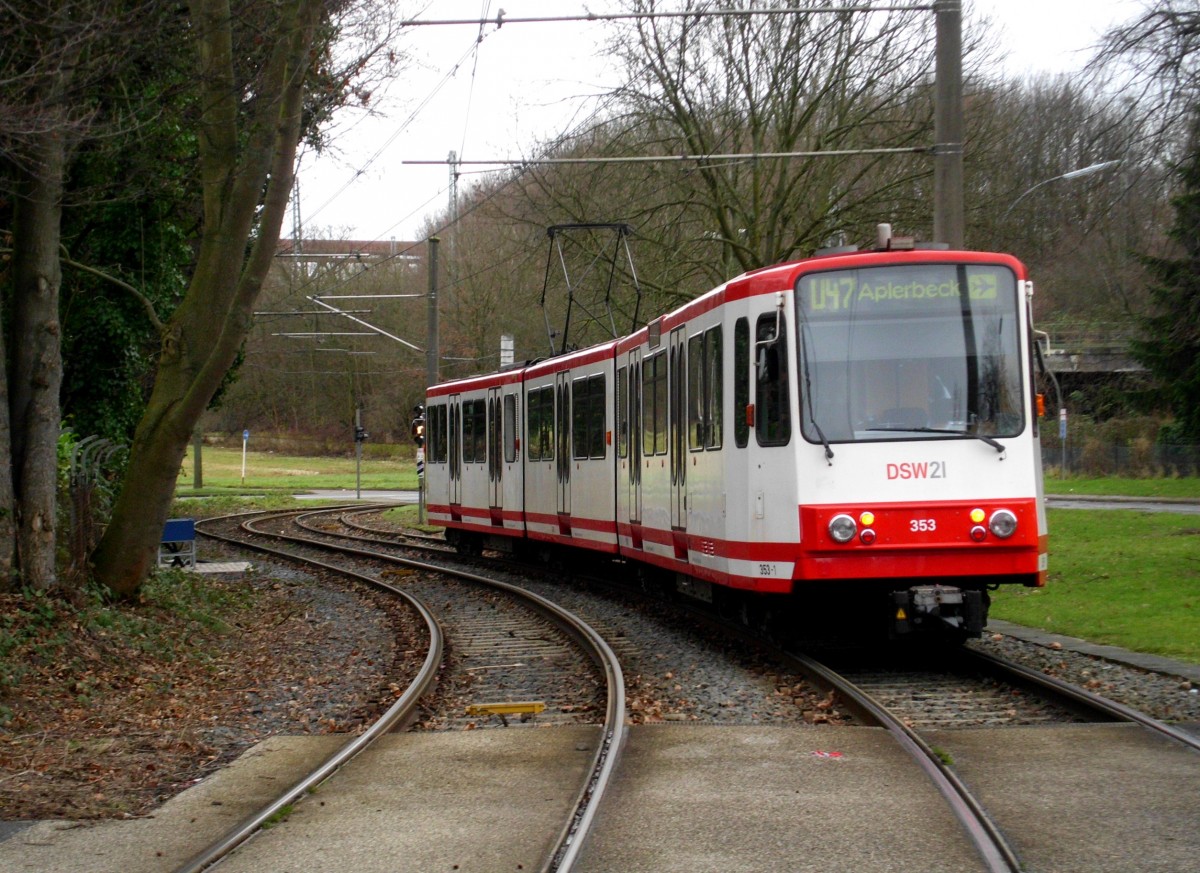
(91, 0), (320, 597)
(9, 131), (65, 591)
(89, 255), (250, 593)
(0, 282), (14, 588)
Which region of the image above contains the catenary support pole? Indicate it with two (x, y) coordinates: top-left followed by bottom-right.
(427, 237), (439, 387)
(934, 0), (964, 249)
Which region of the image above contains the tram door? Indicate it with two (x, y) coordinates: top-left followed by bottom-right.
(555, 372), (571, 516)
(449, 393), (462, 507)
(487, 387), (502, 510)
(669, 327), (687, 531)
(627, 349), (642, 526)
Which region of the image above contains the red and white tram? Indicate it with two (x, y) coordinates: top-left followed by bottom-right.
(425, 232), (1048, 638)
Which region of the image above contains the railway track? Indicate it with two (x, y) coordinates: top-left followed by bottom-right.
(244, 508), (610, 731)
(821, 649), (1103, 730)
(786, 643), (1200, 873)
(176, 507), (626, 873)
(266, 506), (847, 726)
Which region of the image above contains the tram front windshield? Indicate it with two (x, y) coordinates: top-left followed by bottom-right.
(795, 263), (1024, 445)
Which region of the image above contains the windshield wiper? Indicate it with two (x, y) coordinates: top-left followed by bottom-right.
(810, 420), (834, 464)
(867, 426), (1006, 455)
(796, 310), (833, 466)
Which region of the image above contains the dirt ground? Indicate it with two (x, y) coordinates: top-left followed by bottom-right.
(0, 559), (424, 821)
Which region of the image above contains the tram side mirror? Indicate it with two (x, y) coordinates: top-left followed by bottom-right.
(754, 291), (785, 380)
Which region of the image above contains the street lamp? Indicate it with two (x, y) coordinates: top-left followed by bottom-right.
(1004, 159), (1119, 477)
(1002, 160), (1121, 220)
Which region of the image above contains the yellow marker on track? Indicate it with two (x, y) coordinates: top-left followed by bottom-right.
(466, 701), (546, 716)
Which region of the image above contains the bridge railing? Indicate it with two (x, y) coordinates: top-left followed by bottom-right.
(1035, 322), (1138, 356)
(1034, 322), (1145, 373)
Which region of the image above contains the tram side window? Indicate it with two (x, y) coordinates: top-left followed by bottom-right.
(462, 399), (487, 463)
(572, 374), (606, 460)
(642, 351), (667, 456)
(527, 386), (554, 461)
(458, 400), (472, 462)
(616, 366), (629, 458)
(426, 404), (437, 461)
(428, 403), (448, 463)
(688, 326), (724, 451)
(734, 318), (749, 448)
(688, 333), (704, 450)
(461, 400), (474, 463)
(474, 398), (488, 463)
(589, 375), (606, 458)
(755, 314), (791, 446)
(706, 326), (722, 449)
(503, 394), (518, 463)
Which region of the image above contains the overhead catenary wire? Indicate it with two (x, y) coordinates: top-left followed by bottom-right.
(457, 0), (493, 161)
(271, 132), (881, 342)
(296, 1), (930, 244)
(408, 147), (930, 167)
(273, 91), (630, 311)
(287, 131), (917, 309)
(313, 294), (427, 299)
(297, 29), (503, 228)
(401, 5), (935, 27)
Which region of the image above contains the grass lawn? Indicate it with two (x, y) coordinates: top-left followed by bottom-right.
(990, 508), (1200, 663)
(1044, 476), (1200, 499)
(178, 445), (419, 493)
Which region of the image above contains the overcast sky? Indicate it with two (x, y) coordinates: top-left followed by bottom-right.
(293, 0), (1144, 242)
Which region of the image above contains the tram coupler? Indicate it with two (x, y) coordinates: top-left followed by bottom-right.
(890, 585), (985, 638)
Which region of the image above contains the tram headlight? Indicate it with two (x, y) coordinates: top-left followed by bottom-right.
(989, 509), (1018, 539)
(828, 514), (857, 544)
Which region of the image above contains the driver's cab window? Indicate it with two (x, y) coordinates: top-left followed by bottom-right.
(756, 313), (790, 446)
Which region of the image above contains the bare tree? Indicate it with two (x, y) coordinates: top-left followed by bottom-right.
(602, 0), (939, 275)
(1092, 0), (1200, 165)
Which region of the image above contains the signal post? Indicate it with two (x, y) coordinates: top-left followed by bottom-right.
(411, 406), (426, 523)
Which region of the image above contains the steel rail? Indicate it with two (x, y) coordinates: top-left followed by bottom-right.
(785, 650), (1023, 873)
(299, 506), (455, 553)
(965, 648), (1200, 754)
(174, 510), (444, 873)
(212, 507), (627, 873)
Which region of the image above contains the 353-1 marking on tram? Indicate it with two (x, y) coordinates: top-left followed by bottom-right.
(886, 461), (947, 480)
